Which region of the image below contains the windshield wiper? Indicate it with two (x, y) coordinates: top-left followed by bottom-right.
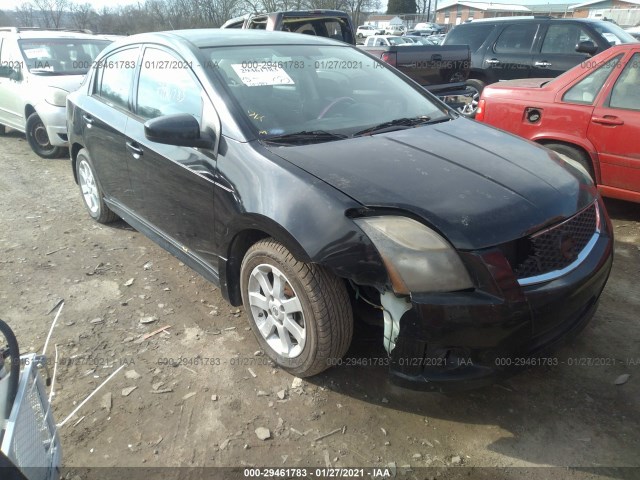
(353, 116), (434, 136)
(263, 130), (348, 145)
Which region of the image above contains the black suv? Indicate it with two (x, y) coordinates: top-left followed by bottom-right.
(443, 17), (638, 115)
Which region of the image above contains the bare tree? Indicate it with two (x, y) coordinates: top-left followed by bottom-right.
(32, 0), (70, 28)
(69, 2), (94, 30)
(15, 2), (37, 27)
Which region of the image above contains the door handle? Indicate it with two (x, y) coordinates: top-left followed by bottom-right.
(591, 115), (624, 126)
(82, 114), (94, 127)
(534, 61), (553, 67)
(486, 58), (500, 65)
(126, 141), (144, 158)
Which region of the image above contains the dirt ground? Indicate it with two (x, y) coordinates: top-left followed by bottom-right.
(0, 129), (638, 480)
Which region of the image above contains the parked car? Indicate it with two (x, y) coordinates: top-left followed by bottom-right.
(414, 22), (445, 35)
(356, 24), (383, 39)
(385, 25), (406, 36)
(476, 43), (640, 204)
(0, 27), (111, 158)
(221, 10), (355, 44)
(405, 29), (435, 37)
(67, 29), (613, 389)
(443, 17), (638, 116)
(363, 35), (414, 47)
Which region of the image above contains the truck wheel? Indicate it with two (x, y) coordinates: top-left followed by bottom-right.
(75, 149), (118, 224)
(26, 113), (62, 159)
(458, 79), (485, 118)
(241, 239), (353, 377)
(544, 143), (595, 181)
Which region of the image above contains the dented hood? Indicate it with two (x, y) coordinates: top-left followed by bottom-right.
(267, 118), (596, 250)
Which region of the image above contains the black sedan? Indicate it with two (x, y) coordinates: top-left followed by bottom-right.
(67, 29), (613, 390)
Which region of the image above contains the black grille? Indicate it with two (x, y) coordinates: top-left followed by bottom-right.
(514, 203), (598, 279)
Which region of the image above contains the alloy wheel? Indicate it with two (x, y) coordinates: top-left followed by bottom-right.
(247, 264), (306, 358)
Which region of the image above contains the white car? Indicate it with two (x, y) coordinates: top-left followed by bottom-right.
(356, 25), (383, 39)
(0, 27), (111, 158)
(385, 25), (406, 35)
(364, 35), (414, 47)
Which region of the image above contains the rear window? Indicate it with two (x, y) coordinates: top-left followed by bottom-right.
(444, 24), (495, 52)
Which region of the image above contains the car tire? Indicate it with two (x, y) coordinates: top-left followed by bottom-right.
(357, 33), (363, 39)
(544, 143), (595, 181)
(25, 113), (63, 159)
(0, 125), (5, 135)
(75, 149), (118, 224)
(240, 238), (353, 377)
(458, 79), (486, 118)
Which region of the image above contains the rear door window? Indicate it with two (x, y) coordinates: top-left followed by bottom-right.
(562, 55), (622, 104)
(541, 24), (596, 54)
(494, 24), (538, 53)
(94, 48), (138, 110)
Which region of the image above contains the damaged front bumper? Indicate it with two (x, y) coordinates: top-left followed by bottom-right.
(384, 222), (613, 391)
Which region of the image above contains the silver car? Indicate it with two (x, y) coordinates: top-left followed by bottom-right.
(0, 28), (111, 158)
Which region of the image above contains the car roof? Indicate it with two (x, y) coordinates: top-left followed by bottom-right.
(463, 17), (609, 24)
(0, 29), (104, 40)
(110, 29), (342, 49)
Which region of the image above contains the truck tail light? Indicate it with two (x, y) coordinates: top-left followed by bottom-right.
(475, 99), (486, 121)
(381, 52), (397, 67)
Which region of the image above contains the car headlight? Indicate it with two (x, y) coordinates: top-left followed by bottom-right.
(354, 216), (473, 294)
(44, 87), (69, 107)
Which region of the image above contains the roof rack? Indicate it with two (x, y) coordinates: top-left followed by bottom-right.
(0, 27), (94, 34)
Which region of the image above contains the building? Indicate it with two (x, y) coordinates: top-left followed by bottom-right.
(570, 0), (640, 26)
(435, 1), (575, 24)
(436, 1), (531, 25)
(364, 15), (405, 30)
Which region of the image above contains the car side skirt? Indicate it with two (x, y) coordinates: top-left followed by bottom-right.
(105, 198), (223, 291)
(598, 185), (640, 204)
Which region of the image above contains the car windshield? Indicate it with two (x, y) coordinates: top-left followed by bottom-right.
(388, 36), (411, 45)
(592, 22), (638, 45)
(18, 39), (110, 75)
(203, 44), (449, 142)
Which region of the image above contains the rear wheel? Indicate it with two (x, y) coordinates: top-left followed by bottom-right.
(457, 79), (486, 118)
(240, 239), (353, 377)
(75, 149), (118, 224)
(26, 113), (62, 159)
(543, 143), (594, 181)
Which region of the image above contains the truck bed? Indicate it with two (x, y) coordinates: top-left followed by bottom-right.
(359, 44), (470, 90)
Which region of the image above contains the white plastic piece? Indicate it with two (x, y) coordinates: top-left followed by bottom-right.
(380, 291), (412, 354)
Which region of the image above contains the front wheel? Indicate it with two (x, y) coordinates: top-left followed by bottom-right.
(240, 239), (353, 377)
(25, 113), (62, 159)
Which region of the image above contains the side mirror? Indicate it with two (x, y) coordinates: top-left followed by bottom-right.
(144, 113), (214, 149)
(576, 40), (597, 55)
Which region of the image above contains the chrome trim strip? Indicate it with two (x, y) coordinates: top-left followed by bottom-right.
(517, 202), (601, 287)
